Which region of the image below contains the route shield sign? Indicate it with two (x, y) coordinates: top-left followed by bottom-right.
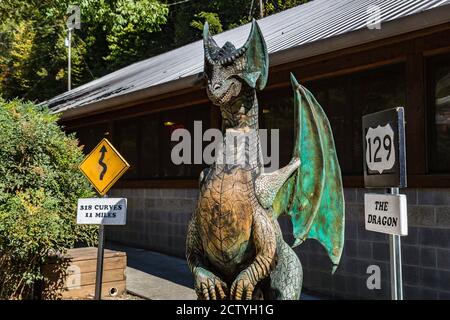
(362, 107), (407, 188)
(79, 138), (130, 195)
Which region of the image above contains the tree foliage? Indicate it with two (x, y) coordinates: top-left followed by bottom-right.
(0, 0), (169, 102)
(0, 98), (97, 299)
(191, 12), (223, 35)
(264, 0), (310, 15)
(0, 0), (309, 102)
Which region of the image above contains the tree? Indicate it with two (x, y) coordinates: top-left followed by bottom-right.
(0, 97), (97, 299)
(0, 0), (310, 103)
(0, 0), (169, 102)
(80, 0), (169, 69)
(191, 12), (223, 35)
(263, 0), (310, 16)
(161, 0), (311, 49)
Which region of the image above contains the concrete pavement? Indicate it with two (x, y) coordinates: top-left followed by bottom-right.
(107, 243), (196, 300)
(107, 242), (320, 300)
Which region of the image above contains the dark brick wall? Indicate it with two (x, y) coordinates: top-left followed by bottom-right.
(293, 188), (450, 300)
(107, 187), (450, 299)
(107, 188), (197, 257)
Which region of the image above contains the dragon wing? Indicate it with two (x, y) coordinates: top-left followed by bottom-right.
(271, 73), (345, 272)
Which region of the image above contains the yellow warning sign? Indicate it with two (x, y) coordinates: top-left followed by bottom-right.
(79, 138), (130, 196)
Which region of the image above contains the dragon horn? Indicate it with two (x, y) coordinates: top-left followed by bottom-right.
(238, 19), (269, 90)
(234, 19), (259, 57)
(203, 22), (220, 66)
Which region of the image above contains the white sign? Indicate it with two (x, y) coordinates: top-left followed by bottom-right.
(364, 193), (407, 236)
(365, 124), (396, 174)
(77, 198), (127, 225)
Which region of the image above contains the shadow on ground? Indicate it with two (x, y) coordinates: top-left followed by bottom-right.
(106, 241), (321, 300)
(107, 242), (194, 288)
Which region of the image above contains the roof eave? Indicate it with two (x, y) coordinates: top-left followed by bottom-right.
(56, 73), (203, 121)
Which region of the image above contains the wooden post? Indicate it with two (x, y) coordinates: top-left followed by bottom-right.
(405, 50), (426, 175)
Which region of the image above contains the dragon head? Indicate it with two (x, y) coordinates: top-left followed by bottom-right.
(203, 19), (269, 108)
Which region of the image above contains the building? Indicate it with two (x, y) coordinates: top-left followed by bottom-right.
(45, 0), (450, 299)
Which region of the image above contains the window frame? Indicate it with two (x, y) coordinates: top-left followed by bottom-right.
(426, 52), (450, 174)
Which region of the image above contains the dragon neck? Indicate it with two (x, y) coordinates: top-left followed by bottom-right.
(220, 88), (259, 131)
(216, 89), (263, 173)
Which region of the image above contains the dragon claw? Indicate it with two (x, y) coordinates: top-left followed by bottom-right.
(194, 268), (228, 300)
(230, 272), (255, 300)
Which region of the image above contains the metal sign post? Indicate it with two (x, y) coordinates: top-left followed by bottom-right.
(78, 138), (130, 300)
(94, 219), (106, 300)
(77, 195), (128, 299)
(66, 5), (80, 92)
(67, 28), (72, 91)
(362, 107), (407, 300)
(388, 187), (403, 300)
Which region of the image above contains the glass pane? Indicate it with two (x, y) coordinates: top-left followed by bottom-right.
(260, 64), (405, 176)
(260, 91), (295, 170)
(309, 80), (350, 173)
(115, 119), (139, 180)
(160, 109), (191, 178)
(187, 105), (211, 178)
(73, 123), (109, 154)
(140, 115), (161, 179)
(431, 57), (450, 173)
(160, 105), (211, 179)
(352, 65), (406, 174)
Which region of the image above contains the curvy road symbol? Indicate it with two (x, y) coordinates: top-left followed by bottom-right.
(98, 146), (108, 180)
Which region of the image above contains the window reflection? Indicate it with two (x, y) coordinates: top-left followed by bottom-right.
(72, 64), (407, 179)
(140, 115), (160, 179)
(72, 105), (211, 180)
(260, 93), (294, 170)
(116, 119), (138, 180)
(261, 64), (406, 175)
(72, 123), (109, 154)
(430, 55), (450, 173)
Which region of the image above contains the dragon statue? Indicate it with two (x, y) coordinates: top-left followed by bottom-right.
(186, 20), (345, 300)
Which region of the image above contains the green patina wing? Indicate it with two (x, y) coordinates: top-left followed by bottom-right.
(272, 74), (345, 272)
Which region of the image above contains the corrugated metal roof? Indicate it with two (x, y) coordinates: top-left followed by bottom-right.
(46, 0), (450, 115)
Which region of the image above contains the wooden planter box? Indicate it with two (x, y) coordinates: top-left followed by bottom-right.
(43, 247), (126, 299)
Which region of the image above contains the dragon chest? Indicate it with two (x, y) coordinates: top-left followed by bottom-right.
(197, 167), (256, 272)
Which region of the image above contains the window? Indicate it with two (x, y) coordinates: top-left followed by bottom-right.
(71, 123), (109, 154)
(115, 119), (139, 180)
(158, 105), (211, 179)
(140, 115), (160, 179)
(73, 104), (212, 181)
(308, 78), (351, 173)
(260, 64), (406, 175)
(348, 64), (406, 173)
(428, 54), (450, 173)
(259, 89), (295, 171)
(73, 64), (406, 180)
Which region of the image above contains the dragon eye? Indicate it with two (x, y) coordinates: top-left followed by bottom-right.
(213, 83), (222, 90)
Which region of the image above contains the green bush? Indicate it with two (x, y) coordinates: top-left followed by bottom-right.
(0, 98), (97, 299)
